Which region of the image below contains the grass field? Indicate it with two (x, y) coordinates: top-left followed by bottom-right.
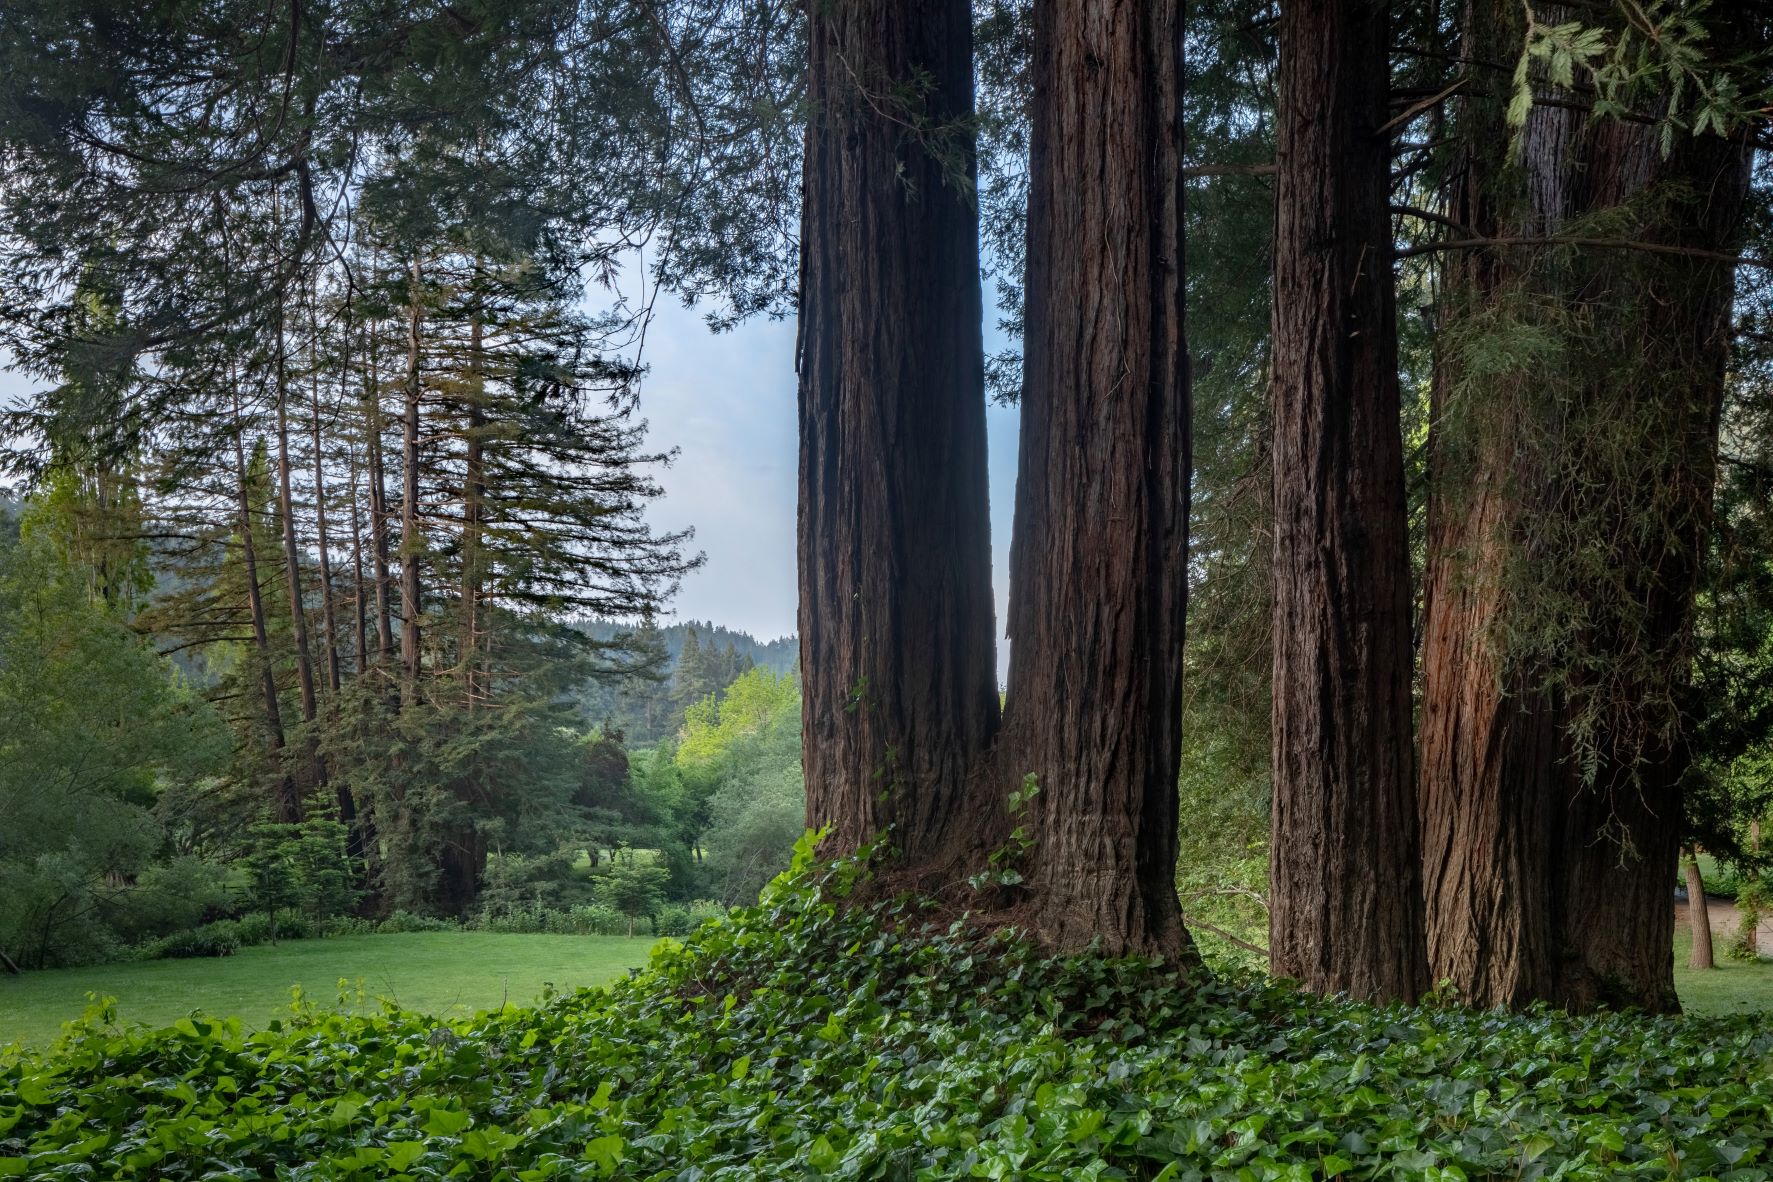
(0, 932), (658, 1048)
(3, 926), (1765, 1049)
(1672, 924), (1773, 1016)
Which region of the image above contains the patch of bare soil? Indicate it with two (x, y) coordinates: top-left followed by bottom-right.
(1675, 896), (1773, 948)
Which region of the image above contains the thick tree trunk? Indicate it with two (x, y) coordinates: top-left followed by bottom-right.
(796, 0), (1001, 862)
(1267, 0), (1425, 1001)
(996, 0), (1191, 957)
(1684, 850), (1714, 971)
(1418, 0), (1750, 1013)
(399, 258), (425, 706)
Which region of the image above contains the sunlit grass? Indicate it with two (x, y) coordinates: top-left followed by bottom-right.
(1674, 924), (1773, 1017)
(0, 931), (658, 1047)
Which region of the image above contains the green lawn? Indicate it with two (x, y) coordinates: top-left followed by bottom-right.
(0, 932), (658, 1048)
(1673, 924), (1773, 1016)
(3, 926), (1761, 1050)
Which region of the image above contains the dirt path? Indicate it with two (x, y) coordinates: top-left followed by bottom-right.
(1675, 897), (1773, 949)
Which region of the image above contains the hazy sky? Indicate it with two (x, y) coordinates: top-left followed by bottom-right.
(640, 296), (1022, 666)
(1, 299), (1024, 663)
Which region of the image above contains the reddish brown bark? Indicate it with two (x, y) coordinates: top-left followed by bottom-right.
(1267, 0), (1425, 1001)
(796, 0), (1001, 863)
(998, 0), (1192, 957)
(1418, 1), (1751, 1013)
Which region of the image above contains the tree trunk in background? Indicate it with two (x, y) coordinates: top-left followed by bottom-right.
(796, 0), (1000, 863)
(1267, 0), (1424, 1001)
(998, 0), (1192, 957)
(273, 308), (321, 734)
(347, 432), (371, 677)
(363, 321), (396, 673)
(309, 319), (343, 697)
(1685, 851), (1714, 970)
(399, 259), (425, 706)
(461, 312), (486, 709)
(231, 386), (301, 825)
(1419, 0), (1751, 1013)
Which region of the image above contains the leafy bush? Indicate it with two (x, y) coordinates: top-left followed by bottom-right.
(654, 900), (730, 937)
(468, 903), (639, 936)
(8, 849), (1772, 1180)
(135, 923), (240, 960)
(375, 910), (457, 934)
(475, 849), (597, 918)
(1731, 877), (1767, 962)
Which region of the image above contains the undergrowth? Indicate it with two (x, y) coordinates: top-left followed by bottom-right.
(2, 840), (1770, 1180)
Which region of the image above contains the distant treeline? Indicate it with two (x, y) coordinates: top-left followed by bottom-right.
(573, 619), (799, 746)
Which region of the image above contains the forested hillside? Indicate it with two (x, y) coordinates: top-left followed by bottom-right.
(572, 618), (797, 743)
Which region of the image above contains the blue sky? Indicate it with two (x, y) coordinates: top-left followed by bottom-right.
(2, 302), (1024, 667)
(640, 296), (1021, 670)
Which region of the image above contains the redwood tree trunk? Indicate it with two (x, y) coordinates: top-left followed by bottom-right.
(1684, 850), (1714, 971)
(1267, 0), (1425, 1001)
(1418, 0), (1750, 1013)
(796, 0), (1001, 862)
(997, 0), (1192, 957)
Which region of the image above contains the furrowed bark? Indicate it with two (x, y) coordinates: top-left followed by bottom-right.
(1418, 0), (1751, 1013)
(796, 0), (1001, 863)
(998, 0), (1193, 957)
(1268, 0), (1426, 1001)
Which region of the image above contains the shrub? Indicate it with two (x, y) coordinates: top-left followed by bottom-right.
(654, 900), (727, 937)
(475, 849), (597, 916)
(376, 910), (456, 934)
(467, 903), (628, 936)
(136, 923), (240, 960)
(1731, 877), (1767, 961)
(111, 857), (233, 945)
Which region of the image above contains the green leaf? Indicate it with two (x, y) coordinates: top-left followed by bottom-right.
(384, 1142), (426, 1171)
(423, 1106), (472, 1136)
(583, 1134), (624, 1175)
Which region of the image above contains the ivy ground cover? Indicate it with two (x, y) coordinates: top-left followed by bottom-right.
(3, 858), (1770, 1181)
